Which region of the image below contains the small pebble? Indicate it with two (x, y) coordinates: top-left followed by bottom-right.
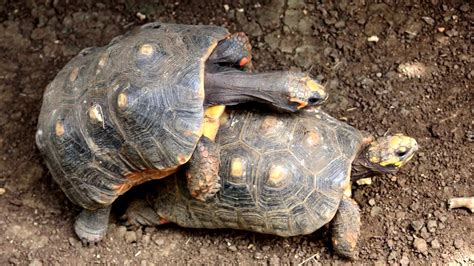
(427, 220), (437, 232)
(413, 238), (428, 253)
(356, 177), (372, 186)
(136, 12), (146, 21)
(154, 238), (165, 246)
(115, 226), (127, 239)
(368, 198), (376, 206)
(431, 239), (441, 249)
(228, 245), (237, 252)
(421, 17), (435, 26)
(124, 231), (137, 243)
(411, 219), (424, 231)
(370, 206), (382, 217)
(453, 239), (464, 249)
(0, 187), (6, 195)
(367, 35), (379, 42)
(400, 254), (410, 266)
(376, 72), (382, 78)
(254, 252), (263, 260)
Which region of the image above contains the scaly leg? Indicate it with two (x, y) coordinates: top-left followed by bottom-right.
(186, 105), (223, 201)
(74, 205), (111, 244)
(330, 197), (361, 259)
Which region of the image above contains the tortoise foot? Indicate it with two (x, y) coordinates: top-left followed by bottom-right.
(186, 136), (221, 201)
(74, 206), (111, 244)
(208, 32), (253, 70)
(125, 199), (162, 227)
(331, 197), (361, 260)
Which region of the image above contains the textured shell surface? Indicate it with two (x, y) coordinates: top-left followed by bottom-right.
(35, 23), (229, 209)
(151, 109), (364, 236)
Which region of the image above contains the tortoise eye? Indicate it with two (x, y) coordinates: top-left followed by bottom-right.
(396, 149), (408, 157)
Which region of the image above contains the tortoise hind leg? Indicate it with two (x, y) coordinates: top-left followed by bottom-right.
(74, 205), (111, 244)
(330, 197), (361, 259)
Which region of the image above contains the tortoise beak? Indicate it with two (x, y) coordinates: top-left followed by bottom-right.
(290, 98), (308, 109)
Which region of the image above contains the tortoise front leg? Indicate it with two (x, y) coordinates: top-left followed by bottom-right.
(74, 205), (111, 244)
(125, 199), (165, 227)
(186, 106), (223, 201)
(330, 197), (361, 259)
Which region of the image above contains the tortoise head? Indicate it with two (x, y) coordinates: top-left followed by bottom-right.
(286, 73), (328, 111)
(362, 134), (418, 174)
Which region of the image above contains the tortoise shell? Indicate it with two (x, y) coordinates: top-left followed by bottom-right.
(35, 23), (230, 209)
(148, 109), (365, 236)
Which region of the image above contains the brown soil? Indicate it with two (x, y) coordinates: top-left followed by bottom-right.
(0, 0), (472, 265)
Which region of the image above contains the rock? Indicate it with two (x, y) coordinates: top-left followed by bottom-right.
(410, 201), (420, 211)
(430, 239), (441, 249)
(445, 29), (458, 37)
(367, 35), (379, 42)
(264, 30), (281, 50)
(334, 21), (346, 29)
(404, 19), (422, 38)
(288, 0), (305, 9)
(420, 227), (430, 239)
(68, 237), (81, 247)
(459, 3), (470, 12)
(257, 0), (284, 29)
(395, 211), (406, 220)
(243, 21), (263, 36)
(388, 251), (398, 261)
(124, 231), (137, 243)
(413, 238), (428, 253)
(284, 9), (300, 31)
(356, 178), (372, 186)
(153, 237), (165, 246)
(0, 187), (5, 195)
(421, 17), (435, 26)
(29, 259), (43, 266)
(31, 235), (48, 249)
(370, 206), (382, 217)
(399, 254), (410, 266)
(368, 198), (376, 206)
(427, 220), (437, 232)
(141, 234), (151, 245)
(114, 226), (127, 240)
(294, 44), (319, 69)
(254, 252), (264, 260)
(269, 255), (280, 265)
(411, 219), (424, 231)
(297, 16), (313, 35)
(30, 26), (57, 40)
(228, 245), (237, 252)
(453, 239), (464, 249)
(279, 35), (296, 53)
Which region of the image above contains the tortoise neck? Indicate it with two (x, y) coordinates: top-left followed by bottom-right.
(203, 70), (290, 110)
(351, 144), (399, 181)
(350, 145), (380, 181)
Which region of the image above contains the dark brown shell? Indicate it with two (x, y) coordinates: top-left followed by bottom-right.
(149, 109), (364, 236)
(36, 23), (229, 209)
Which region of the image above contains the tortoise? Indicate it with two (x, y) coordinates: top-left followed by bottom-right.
(125, 108), (418, 259)
(35, 22), (327, 243)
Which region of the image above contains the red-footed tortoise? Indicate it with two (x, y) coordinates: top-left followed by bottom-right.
(35, 23), (327, 243)
(126, 108), (418, 259)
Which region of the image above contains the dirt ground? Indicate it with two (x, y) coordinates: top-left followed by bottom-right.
(0, 0), (472, 265)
